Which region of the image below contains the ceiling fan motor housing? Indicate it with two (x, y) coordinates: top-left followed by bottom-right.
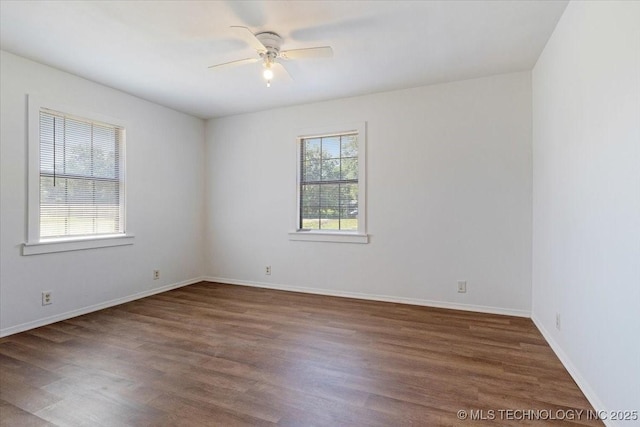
(256, 32), (283, 58)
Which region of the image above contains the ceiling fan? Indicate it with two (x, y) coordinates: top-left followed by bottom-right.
(208, 26), (333, 87)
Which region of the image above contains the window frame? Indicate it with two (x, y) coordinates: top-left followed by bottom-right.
(289, 122), (368, 244)
(24, 95), (134, 255)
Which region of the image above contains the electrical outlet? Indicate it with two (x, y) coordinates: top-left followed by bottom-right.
(457, 281), (467, 293)
(42, 291), (52, 306)
(265, 266), (271, 275)
(556, 313), (561, 330)
(153, 270), (160, 280)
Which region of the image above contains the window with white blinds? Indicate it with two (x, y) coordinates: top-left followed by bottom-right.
(292, 122), (368, 243)
(38, 109), (124, 240)
(299, 132), (359, 231)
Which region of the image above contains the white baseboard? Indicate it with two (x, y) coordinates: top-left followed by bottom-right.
(203, 276), (531, 318)
(0, 277), (205, 338)
(531, 315), (614, 427)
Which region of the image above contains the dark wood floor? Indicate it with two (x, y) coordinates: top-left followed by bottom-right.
(1, 282), (601, 426)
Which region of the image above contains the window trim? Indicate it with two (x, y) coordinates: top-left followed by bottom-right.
(24, 95), (134, 255)
(290, 122), (368, 244)
(23, 234), (135, 256)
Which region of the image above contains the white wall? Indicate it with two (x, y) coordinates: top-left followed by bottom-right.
(205, 72), (532, 316)
(0, 51), (206, 335)
(532, 1), (640, 420)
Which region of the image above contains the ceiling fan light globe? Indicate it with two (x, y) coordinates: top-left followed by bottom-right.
(263, 68), (274, 80)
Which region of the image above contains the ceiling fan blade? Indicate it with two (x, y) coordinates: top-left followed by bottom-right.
(273, 62), (294, 82)
(280, 46), (333, 60)
(290, 17), (380, 42)
(230, 25), (267, 52)
(208, 57), (259, 70)
(225, 1), (266, 28)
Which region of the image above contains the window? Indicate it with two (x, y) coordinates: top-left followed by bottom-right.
(24, 96), (133, 255)
(290, 122), (368, 243)
(299, 133), (358, 230)
(39, 110), (124, 238)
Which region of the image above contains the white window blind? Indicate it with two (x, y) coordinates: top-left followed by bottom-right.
(39, 109), (124, 239)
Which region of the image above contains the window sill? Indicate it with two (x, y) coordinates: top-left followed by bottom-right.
(23, 234), (135, 255)
(288, 231), (368, 244)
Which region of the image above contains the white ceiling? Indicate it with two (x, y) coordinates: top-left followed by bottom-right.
(0, 1), (567, 119)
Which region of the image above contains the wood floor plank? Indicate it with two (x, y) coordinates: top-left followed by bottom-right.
(0, 400), (55, 427)
(0, 282), (602, 426)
